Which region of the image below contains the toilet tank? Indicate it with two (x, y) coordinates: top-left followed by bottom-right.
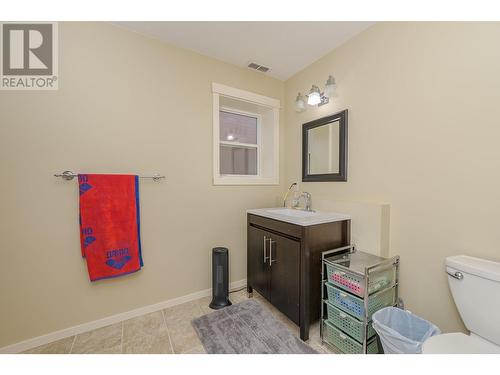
(446, 255), (500, 346)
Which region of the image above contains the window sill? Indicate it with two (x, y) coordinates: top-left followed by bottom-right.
(213, 176), (279, 186)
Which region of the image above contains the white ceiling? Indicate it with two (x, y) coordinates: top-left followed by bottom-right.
(115, 22), (374, 80)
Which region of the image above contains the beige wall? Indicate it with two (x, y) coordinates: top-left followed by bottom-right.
(285, 22), (500, 333)
(3, 21), (500, 348)
(0, 22), (285, 347)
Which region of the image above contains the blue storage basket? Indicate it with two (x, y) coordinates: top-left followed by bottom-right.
(325, 282), (396, 320)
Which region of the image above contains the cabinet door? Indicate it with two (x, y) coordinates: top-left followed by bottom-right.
(247, 226), (270, 300)
(269, 235), (300, 324)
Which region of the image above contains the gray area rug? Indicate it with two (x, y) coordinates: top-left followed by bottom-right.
(192, 299), (317, 354)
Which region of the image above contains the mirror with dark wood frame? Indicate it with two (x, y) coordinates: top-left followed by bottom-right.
(302, 109), (347, 182)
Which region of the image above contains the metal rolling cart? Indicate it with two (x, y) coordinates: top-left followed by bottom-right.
(320, 245), (400, 354)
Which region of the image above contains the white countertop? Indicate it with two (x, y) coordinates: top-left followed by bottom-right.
(247, 207), (350, 226)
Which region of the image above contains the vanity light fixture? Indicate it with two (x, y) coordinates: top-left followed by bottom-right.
(295, 93), (306, 112)
(307, 85), (321, 106)
(324, 75), (336, 98)
(294, 75), (336, 112)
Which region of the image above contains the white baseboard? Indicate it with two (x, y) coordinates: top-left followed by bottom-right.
(0, 279), (247, 354)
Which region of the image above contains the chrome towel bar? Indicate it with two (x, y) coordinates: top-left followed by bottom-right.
(446, 271), (463, 280)
(54, 170), (166, 182)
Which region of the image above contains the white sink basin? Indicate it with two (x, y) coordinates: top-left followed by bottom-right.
(265, 208), (317, 218)
(247, 207), (350, 226)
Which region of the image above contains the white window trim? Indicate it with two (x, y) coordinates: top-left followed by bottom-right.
(213, 83), (280, 186)
(212, 82), (281, 109)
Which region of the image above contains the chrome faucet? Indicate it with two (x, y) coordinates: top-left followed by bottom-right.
(300, 192), (313, 211)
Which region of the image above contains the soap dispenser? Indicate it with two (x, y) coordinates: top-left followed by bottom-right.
(291, 184), (300, 209)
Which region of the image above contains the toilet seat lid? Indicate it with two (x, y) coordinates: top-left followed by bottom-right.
(423, 333), (500, 354)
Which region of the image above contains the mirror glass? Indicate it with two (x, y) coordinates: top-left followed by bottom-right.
(302, 110), (347, 182)
(307, 120), (340, 174)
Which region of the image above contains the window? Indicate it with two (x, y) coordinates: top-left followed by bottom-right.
(212, 83), (280, 185)
(219, 109), (260, 176)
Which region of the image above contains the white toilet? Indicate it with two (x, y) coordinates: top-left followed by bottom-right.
(422, 255), (500, 354)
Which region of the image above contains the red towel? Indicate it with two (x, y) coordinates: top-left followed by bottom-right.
(78, 174), (143, 281)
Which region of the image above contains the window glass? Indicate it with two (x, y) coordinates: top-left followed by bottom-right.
(219, 111), (258, 144)
(219, 145), (257, 175)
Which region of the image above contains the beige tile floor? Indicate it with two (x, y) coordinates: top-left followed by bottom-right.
(22, 290), (333, 354)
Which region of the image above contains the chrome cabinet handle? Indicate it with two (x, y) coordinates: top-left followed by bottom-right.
(263, 236), (269, 264)
(269, 239), (277, 267)
(447, 271), (463, 280)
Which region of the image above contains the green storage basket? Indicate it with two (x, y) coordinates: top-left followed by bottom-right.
(325, 300), (376, 342)
(323, 320), (379, 354)
(326, 263), (395, 297)
(325, 282), (396, 320)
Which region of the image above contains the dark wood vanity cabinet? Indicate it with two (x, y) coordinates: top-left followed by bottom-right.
(248, 225), (300, 323)
(247, 213), (350, 341)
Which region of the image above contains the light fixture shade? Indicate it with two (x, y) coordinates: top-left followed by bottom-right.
(324, 75), (336, 98)
(307, 85), (321, 106)
(295, 93), (306, 112)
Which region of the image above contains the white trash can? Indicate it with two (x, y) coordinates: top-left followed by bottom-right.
(372, 307), (441, 354)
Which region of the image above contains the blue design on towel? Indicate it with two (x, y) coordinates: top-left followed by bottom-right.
(84, 236), (96, 248)
(106, 256), (132, 270)
(79, 182), (93, 195)
(134, 175), (143, 267)
(82, 227), (95, 248)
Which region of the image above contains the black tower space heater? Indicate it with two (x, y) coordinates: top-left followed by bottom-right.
(209, 247), (232, 310)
